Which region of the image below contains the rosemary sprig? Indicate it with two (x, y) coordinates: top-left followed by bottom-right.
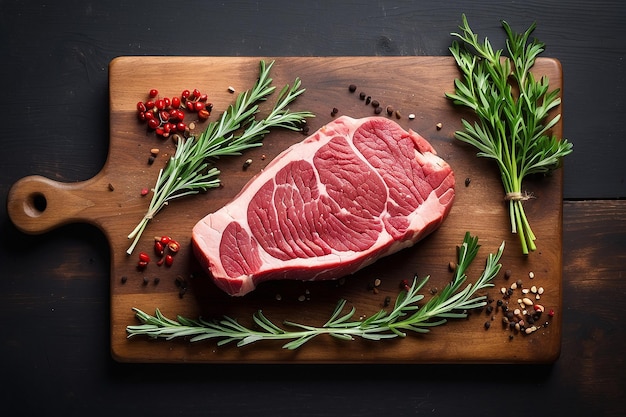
(127, 60), (315, 254)
(126, 232), (505, 349)
(446, 15), (573, 254)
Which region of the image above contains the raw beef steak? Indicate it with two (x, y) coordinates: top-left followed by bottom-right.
(192, 116), (455, 296)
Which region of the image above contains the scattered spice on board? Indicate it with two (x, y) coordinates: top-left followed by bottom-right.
(136, 87), (211, 138)
(488, 271), (554, 339)
(131, 235), (181, 274)
(347, 84), (413, 120)
(175, 275), (188, 299)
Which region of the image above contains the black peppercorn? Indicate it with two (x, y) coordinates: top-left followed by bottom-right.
(383, 296), (391, 307)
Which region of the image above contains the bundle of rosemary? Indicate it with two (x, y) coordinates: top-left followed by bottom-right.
(446, 15), (573, 254)
(127, 232), (504, 349)
(127, 60), (315, 254)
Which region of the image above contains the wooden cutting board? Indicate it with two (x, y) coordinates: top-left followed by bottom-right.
(7, 56), (564, 363)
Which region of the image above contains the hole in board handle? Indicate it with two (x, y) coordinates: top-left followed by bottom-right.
(24, 192), (47, 217)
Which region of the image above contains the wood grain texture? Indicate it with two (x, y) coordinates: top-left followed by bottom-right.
(561, 200), (626, 413)
(7, 56), (564, 363)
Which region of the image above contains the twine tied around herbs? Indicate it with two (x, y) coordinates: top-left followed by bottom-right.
(504, 191), (535, 202)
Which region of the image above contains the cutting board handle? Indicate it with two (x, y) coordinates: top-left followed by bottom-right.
(7, 175), (103, 234)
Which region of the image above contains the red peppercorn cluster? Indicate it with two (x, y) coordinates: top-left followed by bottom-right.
(136, 235), (180, 269)
(136, 89), (213, 138)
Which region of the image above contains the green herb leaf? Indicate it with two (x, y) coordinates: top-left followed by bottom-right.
(446, 15), (573, 254)
(126, 232), (505, 349)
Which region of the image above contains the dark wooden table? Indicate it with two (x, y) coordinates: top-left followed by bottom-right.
(1, 1), (624, 416)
